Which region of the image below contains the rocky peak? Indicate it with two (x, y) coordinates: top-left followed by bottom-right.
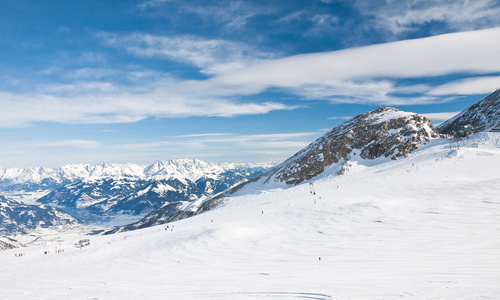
(264, 107), (440, 185)
(437, 89), (500, 134)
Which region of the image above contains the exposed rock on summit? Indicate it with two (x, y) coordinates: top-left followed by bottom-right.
(263, 107), (440, 185)
(437, 89), (500, 134)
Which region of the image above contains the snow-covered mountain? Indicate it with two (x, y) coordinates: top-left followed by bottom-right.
(0, 159), (275, 193)
(0, 195), (75, 235)
(261, 107), (440, 185)
(0, 159), (273, 234)
(114, 107), (441, 232)
(1, 132), (498, 299)
(438, 89), (500, 134)
(28, 160), (273, 224)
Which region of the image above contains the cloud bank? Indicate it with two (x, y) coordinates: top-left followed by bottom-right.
(1, 27), (500, 128)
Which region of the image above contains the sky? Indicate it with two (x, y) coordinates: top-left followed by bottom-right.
(1, 0), (500, 168)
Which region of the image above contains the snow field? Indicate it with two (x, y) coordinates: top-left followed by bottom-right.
(0, 134), (499, 299)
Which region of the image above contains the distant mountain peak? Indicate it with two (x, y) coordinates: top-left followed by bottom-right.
(0, 159), (275, 192)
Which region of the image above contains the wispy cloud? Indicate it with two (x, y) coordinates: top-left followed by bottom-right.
(2, 28), (499, 128)
(99, 32), (279, 75)
(421, 112), (460, 121)
(354, 0), (500, 38)
(165, 133), (233, 139)
(123, 131), (319, 151)
(43, 81), (116, 94)
(328, 116), (352, 120)
(119, 130), (319, 163)
(429, 76), (500, 95)
(42, 140), (100, 149)
(66, 68), (118, 80)
(0, 89), (294, 127)
(182, 1), (270, 30)
(207, 27), (500, 104)
(278, 10), (339, 37)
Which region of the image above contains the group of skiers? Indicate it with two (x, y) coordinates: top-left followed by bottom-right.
(43, 249), (65, 255)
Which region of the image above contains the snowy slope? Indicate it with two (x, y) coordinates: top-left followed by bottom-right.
(0, 236), (24, 250)
(0, 133), (498, 299)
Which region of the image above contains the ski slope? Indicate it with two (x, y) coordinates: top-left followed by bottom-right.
(0, 134), (499, 299)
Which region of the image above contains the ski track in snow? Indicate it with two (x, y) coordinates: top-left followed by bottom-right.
(0, 134), (499, 299)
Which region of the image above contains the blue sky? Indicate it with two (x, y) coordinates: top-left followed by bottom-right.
(1, 0), (500, 168)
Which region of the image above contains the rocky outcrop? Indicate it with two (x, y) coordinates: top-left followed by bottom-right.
(438, 89), (500, 134)
(263, 107), (440, 185)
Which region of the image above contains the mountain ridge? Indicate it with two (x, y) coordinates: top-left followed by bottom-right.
(0, 160), (275, 235)
(261, 107), (440, 185)
(112, 107), (442, 232)
(0, 195), (76, 235)
(0, 159), (276, 192)
(438, 89), (500, 134)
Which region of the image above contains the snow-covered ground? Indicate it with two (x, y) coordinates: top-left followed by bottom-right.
(0, 133), (499, 299)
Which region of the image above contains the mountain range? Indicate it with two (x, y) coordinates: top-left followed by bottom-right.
(0, 160), (275, 235)
(125, 89), (498, 231)
(1, 89), (499, 239)
(0, 195), (75, 236)
(112, 106), (443, 232)
(0, 159), (274, 193)
(2, 110), (498, 299)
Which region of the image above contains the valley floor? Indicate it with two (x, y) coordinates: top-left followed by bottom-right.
(0, 134), (499, 299)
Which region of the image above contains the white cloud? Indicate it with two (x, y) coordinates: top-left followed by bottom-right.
(42, 140), (100, 149)
(138, 0), (273, 31)
(328, 116), (352, 120)
(67, 68), (118, 80)
(278, 10), (339, 36)
(2, 28), (500, 128)
(43, 81), (116, 94)
(123, 131), (319, 151)
(178, 1), (273, 30)
(355, 0), (500, 37)
(215, 27), (500, 83)
(428, 76), (500, 95)
(242, 132), (319, 141)
(205, 27), (500, 104)
(0, 88), (293, 128)
(166, 133), (233, 139)
(255, 140), (309, 149)
(99, 32), (278, 75)
(421, 112), (460, 121)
